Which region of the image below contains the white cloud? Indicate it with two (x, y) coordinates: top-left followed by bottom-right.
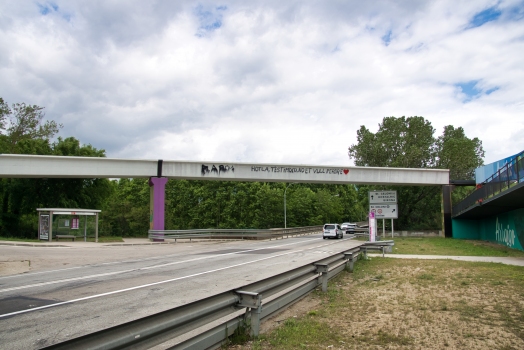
(0, 0), (522, 167)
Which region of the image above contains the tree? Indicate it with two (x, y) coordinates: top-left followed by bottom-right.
(99, 178), (148, 237)
(348, 116), (484, 230)
(286, 186), (317, 227)
(0, 99), (62, 154)
(252, 183), (284, 229)
(349, 116), (436, 168)
(436, 125), (484, 180)
(0, 97), (9, 131)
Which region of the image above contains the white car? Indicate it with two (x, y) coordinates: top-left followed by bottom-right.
(323, 223), (343, 239)
(341, 222), (357, 234)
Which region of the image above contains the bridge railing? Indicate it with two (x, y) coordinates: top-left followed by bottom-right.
(452, 152), (524, 216)
(148, 226), (323, 241)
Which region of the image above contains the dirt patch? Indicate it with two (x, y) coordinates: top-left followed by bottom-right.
(0, 260), (31, 276)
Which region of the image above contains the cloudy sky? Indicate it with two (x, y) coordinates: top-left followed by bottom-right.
(0, 1), (523, 166)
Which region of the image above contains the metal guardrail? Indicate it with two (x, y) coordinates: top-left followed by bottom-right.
(43, 241), (393, 350)
(148, 226), (323, 241)
(453, 152), (524, 216)
(361, 240), (394, 258)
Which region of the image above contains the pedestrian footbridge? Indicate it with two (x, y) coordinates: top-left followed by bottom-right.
(0, 154), (449, 241)
(451, 151), (524, 251)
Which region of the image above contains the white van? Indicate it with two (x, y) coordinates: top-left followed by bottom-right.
(323, 223), (343, 239)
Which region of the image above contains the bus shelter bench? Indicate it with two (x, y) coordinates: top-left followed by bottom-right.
(56, 235), (76, 241)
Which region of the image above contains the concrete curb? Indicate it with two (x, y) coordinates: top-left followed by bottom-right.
(0, 239), (239, 248)
(0, 240), (168, 248)
(0, 242), (70, 248)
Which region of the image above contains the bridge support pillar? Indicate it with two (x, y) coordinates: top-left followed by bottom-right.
(442, 185), (452, 238)
(149, 177), (168, 241)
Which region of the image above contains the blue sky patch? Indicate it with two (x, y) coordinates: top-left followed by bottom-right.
(469, 7), (502, 28)
(38, 2), (58, 15)
(486, 87), (499, 95)
(382, 30), (392, 46)
(195, 5), (227, 37)
(506, 5), (524, 21)
(455, 81), (500, 102)
(456, 81), (481, 101)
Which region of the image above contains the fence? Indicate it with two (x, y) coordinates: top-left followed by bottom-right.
(148, 226), (323, 241)
(453, 152), (524, 217)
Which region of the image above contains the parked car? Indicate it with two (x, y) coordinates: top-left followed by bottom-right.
(341, 222), (357, 234)
(323, 223), (343, 239)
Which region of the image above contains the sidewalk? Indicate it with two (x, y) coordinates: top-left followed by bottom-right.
(368, 253), (524, 267)
(0, 238), (167, 248)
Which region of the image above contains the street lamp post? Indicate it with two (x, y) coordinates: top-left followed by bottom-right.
(284, 183), (296, 229)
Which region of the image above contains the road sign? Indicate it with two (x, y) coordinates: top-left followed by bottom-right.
(369, 190), (397, 204)
(369, 204), (398, 219)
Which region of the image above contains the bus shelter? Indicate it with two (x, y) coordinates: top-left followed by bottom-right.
(37, 208), (101, 242)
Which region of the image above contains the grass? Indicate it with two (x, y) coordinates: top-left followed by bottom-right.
(391, 237), (524, 257)
(354, 235), (524, 256)
(232, 257), (524, 349)
(256, 318), (341, 349)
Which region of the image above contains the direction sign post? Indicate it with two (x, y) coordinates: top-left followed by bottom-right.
(369, 190), (398, 238)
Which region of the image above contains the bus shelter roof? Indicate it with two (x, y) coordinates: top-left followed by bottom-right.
(36, 208), (101, 215)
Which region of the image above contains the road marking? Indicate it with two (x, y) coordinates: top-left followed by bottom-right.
(0, 239), (354, 318)
(0, 236), (346, 293)
(0, 237), (320, 280)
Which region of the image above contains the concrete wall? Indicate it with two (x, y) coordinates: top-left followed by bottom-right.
(452, 208), (524, 251)
(377, 230), (443, 238)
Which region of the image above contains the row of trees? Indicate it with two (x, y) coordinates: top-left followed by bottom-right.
(103, 179), (363, 237)
(1, 98), (484, 238)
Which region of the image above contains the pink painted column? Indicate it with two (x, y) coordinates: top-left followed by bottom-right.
(149, 177), (168, 241)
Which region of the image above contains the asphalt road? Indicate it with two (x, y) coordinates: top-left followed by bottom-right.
(0, 233), (362, 349)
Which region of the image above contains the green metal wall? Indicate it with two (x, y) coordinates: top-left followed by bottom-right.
(452, 208), (524, 251)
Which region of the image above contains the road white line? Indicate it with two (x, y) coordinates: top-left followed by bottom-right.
(0, 239), (348, 318)
(0, 237), (319, 280)
(0, 237), (343, 293)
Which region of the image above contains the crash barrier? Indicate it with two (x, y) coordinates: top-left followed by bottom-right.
(360, 240), (394, 258)
(43, 241), (391, 350)
(148, 226), (323, 241)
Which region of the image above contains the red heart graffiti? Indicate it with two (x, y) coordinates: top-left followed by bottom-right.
(343, 169), (349, 175)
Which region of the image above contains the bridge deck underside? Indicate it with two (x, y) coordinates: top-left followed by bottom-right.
(452, 181), (524, 219)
